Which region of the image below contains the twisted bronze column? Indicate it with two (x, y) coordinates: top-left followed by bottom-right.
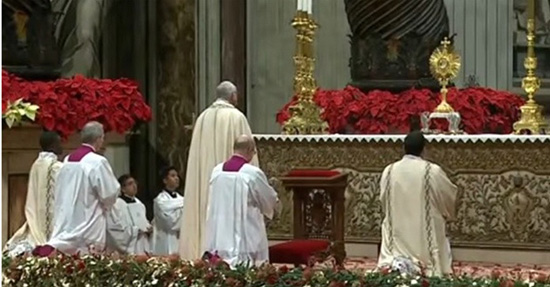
(344, 0), (450, 92)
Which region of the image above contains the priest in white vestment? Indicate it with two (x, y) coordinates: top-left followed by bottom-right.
(107, 175), (151, 254)
(203, 135), (278, 267)
(5, 132), (63, 256)
(179, 81), (258, 260)
(378, 131), (457, 276)
(45, 121), (120, 255)
(152, 166), (184, 255)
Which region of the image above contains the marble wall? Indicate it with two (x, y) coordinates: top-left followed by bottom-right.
(155, 0), (196, 184)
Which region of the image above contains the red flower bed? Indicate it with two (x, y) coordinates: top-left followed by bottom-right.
(277, 86), (525, 134)
(2, 70), (152, 138)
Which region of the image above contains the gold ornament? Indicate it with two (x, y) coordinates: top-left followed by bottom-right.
(282, 11), (328, 135)
(429, 37), (461, 113)
(513, 18), (549, 134)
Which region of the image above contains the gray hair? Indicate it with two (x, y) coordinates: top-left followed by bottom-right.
(81, 121), (104, 144)
(233, 134), (255, 152)
(216, 81), (237, 100)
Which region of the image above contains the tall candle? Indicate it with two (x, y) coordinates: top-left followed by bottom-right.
(297, 0), (303, 11)
(307, 0), (312, 14)
(527, 0), (535, 21)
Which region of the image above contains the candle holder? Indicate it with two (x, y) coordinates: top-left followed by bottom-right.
(513, 19), (548, 134)
(282, 10), (328, 135)
(422, 37), (463, 134)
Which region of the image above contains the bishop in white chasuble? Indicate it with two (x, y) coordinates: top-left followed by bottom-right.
(5, 132), (63, 256)
(47, 122), (120, 254)
(107, 175), (151, 255)
(179, 81), (258, 260)
(203, 135), (278, 267)
(152, 167), (184, 255)
(378, 132), (457, 276)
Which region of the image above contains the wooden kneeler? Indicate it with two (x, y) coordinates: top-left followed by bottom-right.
(268, 169), (348, 267)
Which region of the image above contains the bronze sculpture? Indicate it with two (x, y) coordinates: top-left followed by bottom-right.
(2, 0), (60, 79)
(344, 0), (450, 92)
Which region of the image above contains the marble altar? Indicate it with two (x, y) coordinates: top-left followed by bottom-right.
(254, 134), (550, 251)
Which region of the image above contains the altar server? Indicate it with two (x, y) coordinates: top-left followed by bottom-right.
(152, 166), (184, 255)
(5, 132), (63, 256)
(46, 121), (120, 254)
(378, 131), (457, 276)
(179, 81), (258, 260)
(107, 175), (151, 254)
(203, 135), (278, 267)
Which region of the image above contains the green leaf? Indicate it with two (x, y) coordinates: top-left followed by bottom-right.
(26, 105), (39, 112)
(5, 117), (15, 128)
(27, 112), (36, 121)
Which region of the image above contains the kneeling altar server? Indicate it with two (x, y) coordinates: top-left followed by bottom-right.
(46, 121), (120, 254)
(5, 132), (63, 256)
(203, 135), (278, 267)
(378, 131), (457, 276)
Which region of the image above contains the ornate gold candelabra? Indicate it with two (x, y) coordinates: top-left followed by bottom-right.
(513, 12), (549, 134)
(282, 10), (328, 135)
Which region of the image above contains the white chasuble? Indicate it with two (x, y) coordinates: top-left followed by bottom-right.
(152, 191), (184, 255)
(204, 164), (278, 267)
(48, 150), (120, 254)
(378, 155), (457, 276)
(5, 152), (62, 255)
(107, 197), (151, 255)
(179, 99), (258, 260)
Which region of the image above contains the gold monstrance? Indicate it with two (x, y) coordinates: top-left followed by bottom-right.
(422, 37), (462, 134)
(282, 6), (328, 135)
(513, 0), (548, 134)
(429, 37), (461, 114)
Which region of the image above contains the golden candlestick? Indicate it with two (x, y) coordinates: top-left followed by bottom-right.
(513, 16), (549, 134)
(282, 11), (328, 135)
(429, 37), (461, 114)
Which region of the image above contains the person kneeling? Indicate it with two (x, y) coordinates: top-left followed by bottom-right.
(203, 135), (278, 267)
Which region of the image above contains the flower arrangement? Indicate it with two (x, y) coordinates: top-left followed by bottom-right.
(2, 253), (549, 287)
(276, 86), (526, 134)
(2, 70), (152, 138)
(2, 98), (39, 128)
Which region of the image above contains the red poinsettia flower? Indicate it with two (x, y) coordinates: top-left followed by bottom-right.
(2, 70), (152, 138)
(277, 85), (525, 134)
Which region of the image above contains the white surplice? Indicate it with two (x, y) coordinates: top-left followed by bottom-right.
(5, 152), (62, 255)
(179, 99), (258, 260)
(106, 196), (151, 255)
(47, 152), (120, 254)
(152, 191), (184, 255)
(378, 155), (457, 276)
(203, 163), (278, 267)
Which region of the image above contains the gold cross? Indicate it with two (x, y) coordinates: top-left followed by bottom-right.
(441, 37), (451, 47)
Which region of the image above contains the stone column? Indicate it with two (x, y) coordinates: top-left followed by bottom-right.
(221, 0), (247, 112)
(197, 0), (221, 112)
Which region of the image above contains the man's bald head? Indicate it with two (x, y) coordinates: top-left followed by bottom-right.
(233, 135), (256, 162)
(216, 81), (238, 106)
